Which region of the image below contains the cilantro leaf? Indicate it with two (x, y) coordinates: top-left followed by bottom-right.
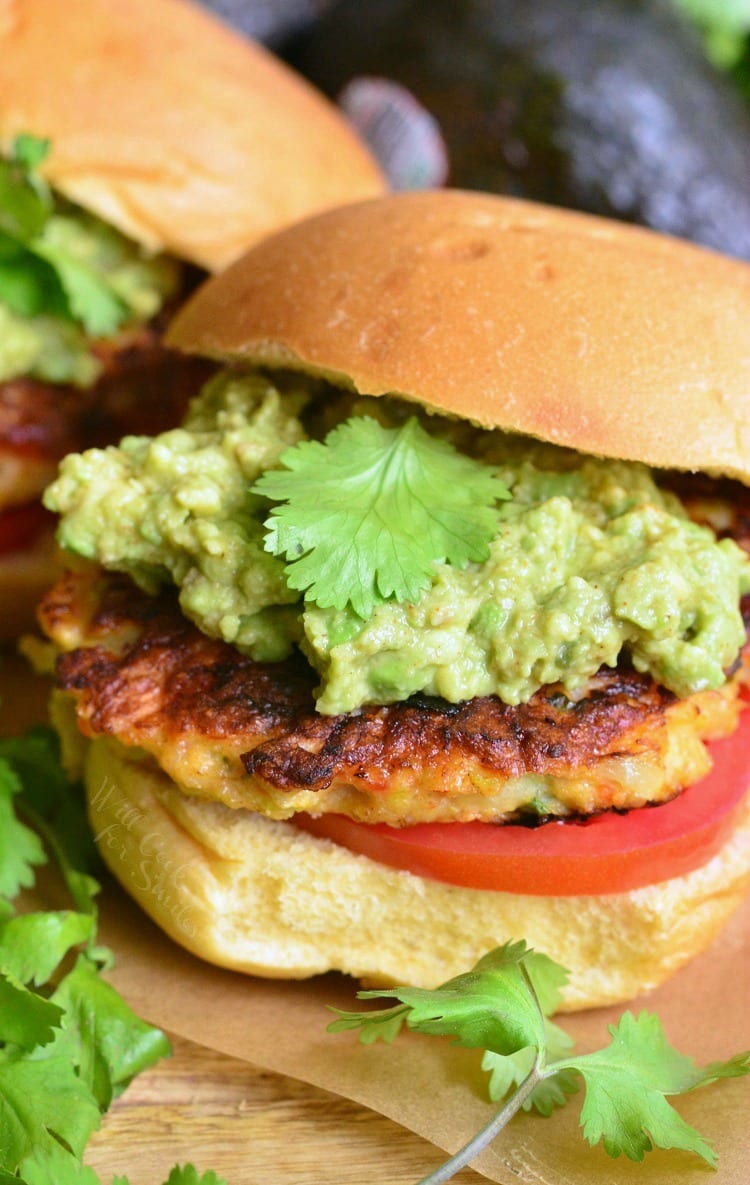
(0, 971), (64, 1050)
(33, 226), (128, 338)
(332, 943), (552, 1055)
(18, 1135), (103, 1185)
(374, 965), (545, 1056)
(483, 1029), (579, 1117)
(512, 945), (568, 1018)
(0, 758), (46, 900)
(0, 726), (87, 835)
(0, 730), (172, 1181)
(51, 954), (172, 1110)
(0, 727), (101, 916)
(559, 1011), (750, 1165)
(164, 1168), (230, 1185)
(12, 134), (51, 173)
(327, 1003), (410, 1044)
(0, 1044), (101, 1171)
(0, 911), (95, 985)
(0, 158), (50, 241)
(0, 135), (176, 386)
(332, 943), (750, 1180)
(482, 980), (579, 1117)
(113, 1171), (230, 1185)
(478, 945), (578, 1113)
(0, 235), (64, 317)
(254, 415), (509, 618)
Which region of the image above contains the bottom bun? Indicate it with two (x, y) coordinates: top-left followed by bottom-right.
(86, 736), (750, 1011)
(0, 530), (61, 642)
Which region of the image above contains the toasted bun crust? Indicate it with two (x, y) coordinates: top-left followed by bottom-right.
(0, 0), (384, 272)
(86, 737), (750, 1011)
(168, 190), (750, 479)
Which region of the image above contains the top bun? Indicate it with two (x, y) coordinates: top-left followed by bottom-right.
(167, 190), (750, 480)
(0, 0), (384, 272)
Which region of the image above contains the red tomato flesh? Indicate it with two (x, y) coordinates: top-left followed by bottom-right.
(294, 710), (750, 896)
(0, 501), (53, 556)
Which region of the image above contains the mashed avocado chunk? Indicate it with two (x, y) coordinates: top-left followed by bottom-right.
(45, 372), (750, 713)
(0, 169), (180, 385)
(46, 373), (307, 660)
(306, 455), (750, 712)
(0, 302), (103, 387)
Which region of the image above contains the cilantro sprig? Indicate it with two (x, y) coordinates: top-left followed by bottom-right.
(0, 727), (225, 1185)
(329, 941), (750, 1181)
(0, 135), (130, 338)
(253, 414), (510, 619)
(0, 134), (178, 387)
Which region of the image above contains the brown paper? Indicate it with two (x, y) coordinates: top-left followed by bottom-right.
(5, 656), (750, 1182)
(97, 887), (750, 1184)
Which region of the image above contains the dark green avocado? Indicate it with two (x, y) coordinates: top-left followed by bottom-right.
(285, 0), (750, 260)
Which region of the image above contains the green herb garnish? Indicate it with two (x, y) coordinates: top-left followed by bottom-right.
(0, 135), (129, 337)
(150, 1172), (228, 1185)
(0, 134), (178, 386)
(254, 414), (510, 619)
(0, 726), (223, 1185)
(329, 941), (750, 1181)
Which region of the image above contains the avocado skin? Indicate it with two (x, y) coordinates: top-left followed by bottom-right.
(285, 0), (750, 260)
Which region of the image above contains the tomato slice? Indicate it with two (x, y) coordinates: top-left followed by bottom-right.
(0, 501), (53, 556)
(294, 710), (750, 896)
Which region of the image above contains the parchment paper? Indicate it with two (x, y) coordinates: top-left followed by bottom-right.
(5, 656), (750, 1183)
(97, 884), (750, 1185)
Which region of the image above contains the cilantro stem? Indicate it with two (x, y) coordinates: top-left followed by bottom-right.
(415, 1054), (546, 1185)
(520, 958), (548, 1060)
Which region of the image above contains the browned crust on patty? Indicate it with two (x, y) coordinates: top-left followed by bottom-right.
(241, 671), (675, 791)
(39, 566), (740, 824)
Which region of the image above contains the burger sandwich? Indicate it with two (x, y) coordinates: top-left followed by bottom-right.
(39, 190), (750, 1010)
(0, 0), (384, 635)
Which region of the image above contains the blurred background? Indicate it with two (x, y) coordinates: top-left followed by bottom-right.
(201, 0), (750, 261)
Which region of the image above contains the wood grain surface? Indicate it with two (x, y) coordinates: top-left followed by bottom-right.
(85, 1034), (486, 1185)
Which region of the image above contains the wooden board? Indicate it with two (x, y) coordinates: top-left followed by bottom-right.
(86, 1034), (486, 1185)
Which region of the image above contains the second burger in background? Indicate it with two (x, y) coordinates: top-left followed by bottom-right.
(40, 190), (750, 1011)
(0, 0), (384, 635)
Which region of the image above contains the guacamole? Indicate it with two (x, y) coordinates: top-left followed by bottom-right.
(0, 202), (180, 386)
(45, 372), (750, 714)
(47, 373), (307, 659)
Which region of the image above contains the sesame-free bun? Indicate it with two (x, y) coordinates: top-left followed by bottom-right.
(85, 736), (750, 1011)
(168, 190), (750, 478)
(0, 0), (384, 272)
